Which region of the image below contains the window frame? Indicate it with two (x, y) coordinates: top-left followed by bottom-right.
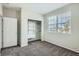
(48, 12), (71, 33)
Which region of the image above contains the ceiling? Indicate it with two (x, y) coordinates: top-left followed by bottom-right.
(3, 3), (69, 15)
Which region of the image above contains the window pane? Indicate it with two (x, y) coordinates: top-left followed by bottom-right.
(58, 16), (62, 23)
(58, 24), (62, 28)
(48, 16), (57, 24)
(48, 16), (57, 32)
(48, 24), (56, 29)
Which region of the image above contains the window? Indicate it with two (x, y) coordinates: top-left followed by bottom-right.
(48, 11), (71, 33)
(48, 16), (57, 32)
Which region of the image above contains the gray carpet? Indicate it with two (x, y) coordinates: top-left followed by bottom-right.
(1, 41), (79, 56)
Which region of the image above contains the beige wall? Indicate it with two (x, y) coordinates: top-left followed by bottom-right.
(21, 8), (43, 47)
(43, 4), (79, 53)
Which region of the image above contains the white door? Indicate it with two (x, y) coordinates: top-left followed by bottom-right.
(3, 17), (17, 48)
(0, 17), (2, 49)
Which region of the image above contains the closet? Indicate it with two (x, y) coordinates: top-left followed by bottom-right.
(0, 17), (17, 48)
(2, 17), (17, 48)
(28, 19), (41, 42)
(0, 6), (20, 48)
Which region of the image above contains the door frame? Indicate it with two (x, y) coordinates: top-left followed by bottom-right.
(27, 19), (42, 42)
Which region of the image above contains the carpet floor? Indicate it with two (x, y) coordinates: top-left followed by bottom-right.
(1, 41), (79, 56)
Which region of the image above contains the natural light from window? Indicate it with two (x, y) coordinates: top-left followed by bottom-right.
(48, 11), (71, 33)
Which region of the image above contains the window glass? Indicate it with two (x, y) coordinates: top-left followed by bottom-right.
(48, 11), (71, 33)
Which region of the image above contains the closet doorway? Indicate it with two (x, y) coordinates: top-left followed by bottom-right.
(28, 19), (41, 42)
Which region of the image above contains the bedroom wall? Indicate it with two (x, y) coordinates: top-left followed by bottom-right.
(0, 4), (2, 55)
(43, 4), (79, 53)
(0, 4), (2, 16)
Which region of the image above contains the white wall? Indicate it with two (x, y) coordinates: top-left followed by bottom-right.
(0, 4), (2, 50)
(21, 8), (43, 47)
(0, 17), (2, 50)
(43, 4), (79, 53)
(0, 4), (2, 16)
(3, 7), (17, 18)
